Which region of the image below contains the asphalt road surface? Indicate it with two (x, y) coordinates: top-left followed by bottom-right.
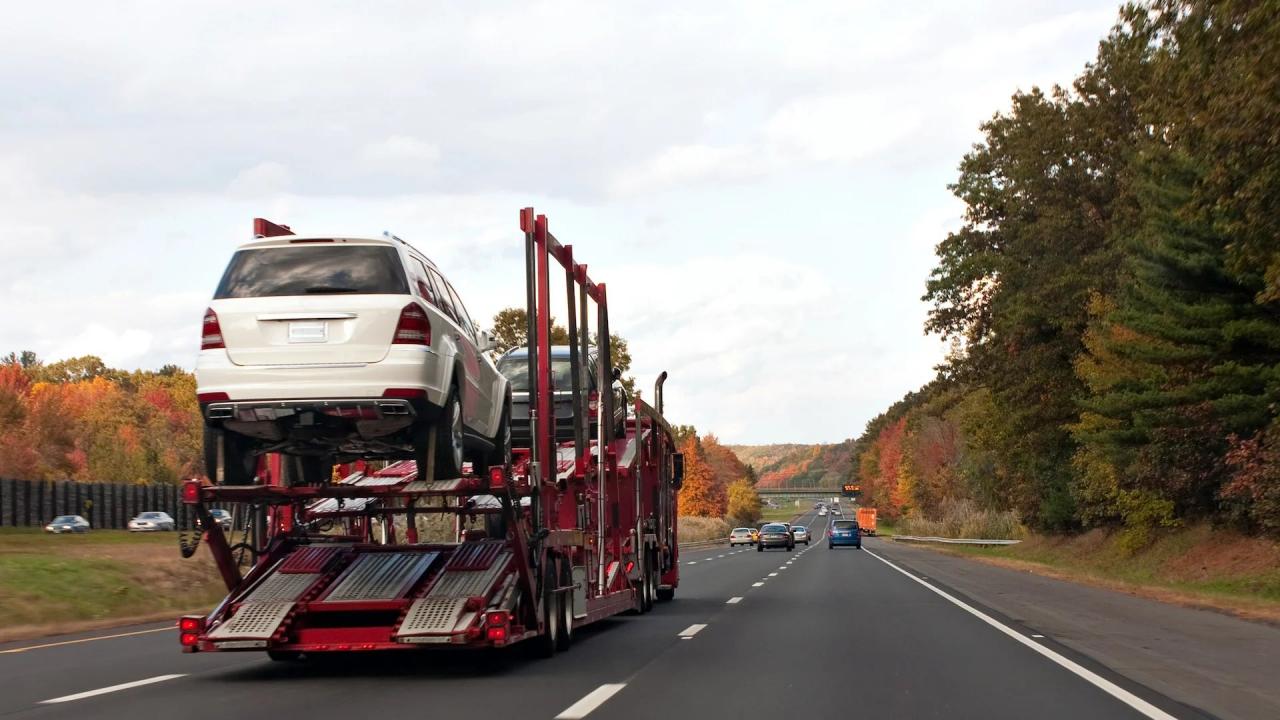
(0, 508), (1269, 719)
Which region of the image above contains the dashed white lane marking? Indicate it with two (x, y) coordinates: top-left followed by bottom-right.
(768, 572), (778, 577)
(752, 582), (764, 587)
(40, 674), (187, 704)
(1032, 634), (1045, 638)
(687, 561), (697, 565)
(717, 554), (725, 558)
(727, 597), (743, 604)
(862, 549), (1177, 720)
(678, 624), (708, 638)
(556, 683), (628, 719)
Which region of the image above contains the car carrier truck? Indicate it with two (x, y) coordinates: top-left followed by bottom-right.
(177, 208), (682, 658)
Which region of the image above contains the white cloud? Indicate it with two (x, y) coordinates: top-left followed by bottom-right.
(0, 0), (1122, 441)
(227, 161), (291, 197)
(359, 135), (441, 173)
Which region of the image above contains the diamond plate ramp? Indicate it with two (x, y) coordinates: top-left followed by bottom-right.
(208, 601), (294, 640)
(396, 597), (469, 636)
(244, 572), (321, 602)
(323, 552), (438, 602)
(427, 551), (510, 598)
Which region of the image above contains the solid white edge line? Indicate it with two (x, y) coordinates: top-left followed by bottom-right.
(862, 549), (1177, 720)
(555, 683), (628, 719)
(727, 597), (743, 604)
(678, 623), (707, 637)
(40, 674), (187, 704)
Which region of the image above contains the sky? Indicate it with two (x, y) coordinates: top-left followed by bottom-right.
(0, 0), (1122, 444)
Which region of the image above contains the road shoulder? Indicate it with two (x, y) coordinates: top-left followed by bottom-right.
(868, 537), (1280, 720)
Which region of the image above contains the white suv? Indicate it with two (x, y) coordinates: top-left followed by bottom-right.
(196, 233), (510, 484)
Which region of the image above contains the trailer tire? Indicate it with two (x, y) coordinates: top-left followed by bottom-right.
(657, 586), (675, 602)
(556, 561), (573, 651)
(531, 565), (559, 659)
(480, 399), (512, 474)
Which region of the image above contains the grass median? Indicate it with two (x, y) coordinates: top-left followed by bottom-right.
(0, 528), (227, 642)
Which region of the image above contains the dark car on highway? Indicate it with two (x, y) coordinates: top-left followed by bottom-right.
(757, 522), (795, 551)
(828, 519), (861, 549)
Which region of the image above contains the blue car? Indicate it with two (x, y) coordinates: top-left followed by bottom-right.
(828, 519), (861, 549)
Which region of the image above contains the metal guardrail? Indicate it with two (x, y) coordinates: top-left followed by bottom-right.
(678, 538), (727, 550)
(891, 535), (1021, 546)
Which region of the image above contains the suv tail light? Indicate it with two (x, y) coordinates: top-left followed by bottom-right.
(393, 303), (431, 345)
(201, 308), (225, 350)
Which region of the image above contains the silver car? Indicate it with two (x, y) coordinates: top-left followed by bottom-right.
(791, 525), (811, 545)
(128, 511), (176, 532)
(729, 527), (755, 546)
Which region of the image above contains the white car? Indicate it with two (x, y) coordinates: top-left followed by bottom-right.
(129, 511), (176, 532)
(818, 508), (828, 517)
(729, 527), (755, 546)
(196, 230), (511, 484)
(791, 525), (811, 544)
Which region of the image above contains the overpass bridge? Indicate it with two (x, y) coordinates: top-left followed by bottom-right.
(756, 488), (842, 499)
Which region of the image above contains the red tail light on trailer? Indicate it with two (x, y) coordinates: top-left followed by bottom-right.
(201, 308), (225, 350)
(392, 303), (431, 345)
(182, 479), (201, 504)
(178, 615), (203, 647)
(485, 611), (510, 644)
(489, 466), (507, 490)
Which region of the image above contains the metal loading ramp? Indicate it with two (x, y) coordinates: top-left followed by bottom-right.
(396, 543), (511, 639)
(322, 552), (439, 602)
(207, 601), (295, 644)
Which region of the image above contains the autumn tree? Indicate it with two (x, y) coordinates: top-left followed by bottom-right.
(677, 436), (725, 517)
(726, 478), (762, 527)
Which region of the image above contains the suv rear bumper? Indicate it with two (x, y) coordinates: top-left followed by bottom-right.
(196, 346), (449, 407)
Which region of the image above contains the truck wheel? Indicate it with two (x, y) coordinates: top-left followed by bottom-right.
(556, 561), (574, 651)
(657, 586), (675, 602)
(204, 427), (258, 485)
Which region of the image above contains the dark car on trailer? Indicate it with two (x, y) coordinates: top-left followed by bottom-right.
(497, 346), (627, 448)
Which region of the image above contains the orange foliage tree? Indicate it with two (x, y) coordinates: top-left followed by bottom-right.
(677, 436), (727, 517)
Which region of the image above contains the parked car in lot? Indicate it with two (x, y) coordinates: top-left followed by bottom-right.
(196, 230), (511, 485)
(791, 525), (811, 545)
(757, 523), (795, 551)
(828, 519), (862, 549)
(729, 527), (756, 546)
(129, 511), (176, 532)
(44, 515), (90, 533)
(496, 346), (627, 448)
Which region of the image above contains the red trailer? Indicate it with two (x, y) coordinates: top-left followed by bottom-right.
(177, 208), (682, 657)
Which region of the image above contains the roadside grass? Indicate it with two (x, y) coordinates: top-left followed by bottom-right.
(0, 529), (226, 640)
(678, 516), (731, 543)
(759, 506), (805, 523)
(937, 524), (1280, 617)
(898, 499), (1024, 540)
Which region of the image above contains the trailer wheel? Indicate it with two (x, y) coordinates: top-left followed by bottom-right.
(556, 561), (573, 651)
(531, 565), (559, 658)
(657, 586), (675, 602)
(480, 399), (512, 474)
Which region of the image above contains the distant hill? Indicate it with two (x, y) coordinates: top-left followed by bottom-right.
(727, 442), (855, 489)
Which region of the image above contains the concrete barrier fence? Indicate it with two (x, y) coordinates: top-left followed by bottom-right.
(0, 478), (193, 530)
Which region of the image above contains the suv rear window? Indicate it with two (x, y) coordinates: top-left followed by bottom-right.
(498, 358), (578, 392)
(215, 245), (409, 298)
(833, 520), (858, 530)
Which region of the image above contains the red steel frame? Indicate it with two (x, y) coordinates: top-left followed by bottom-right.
(178, 211), (680, 655)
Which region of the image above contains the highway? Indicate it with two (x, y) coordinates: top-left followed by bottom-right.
(0, 507), (1270, 720)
